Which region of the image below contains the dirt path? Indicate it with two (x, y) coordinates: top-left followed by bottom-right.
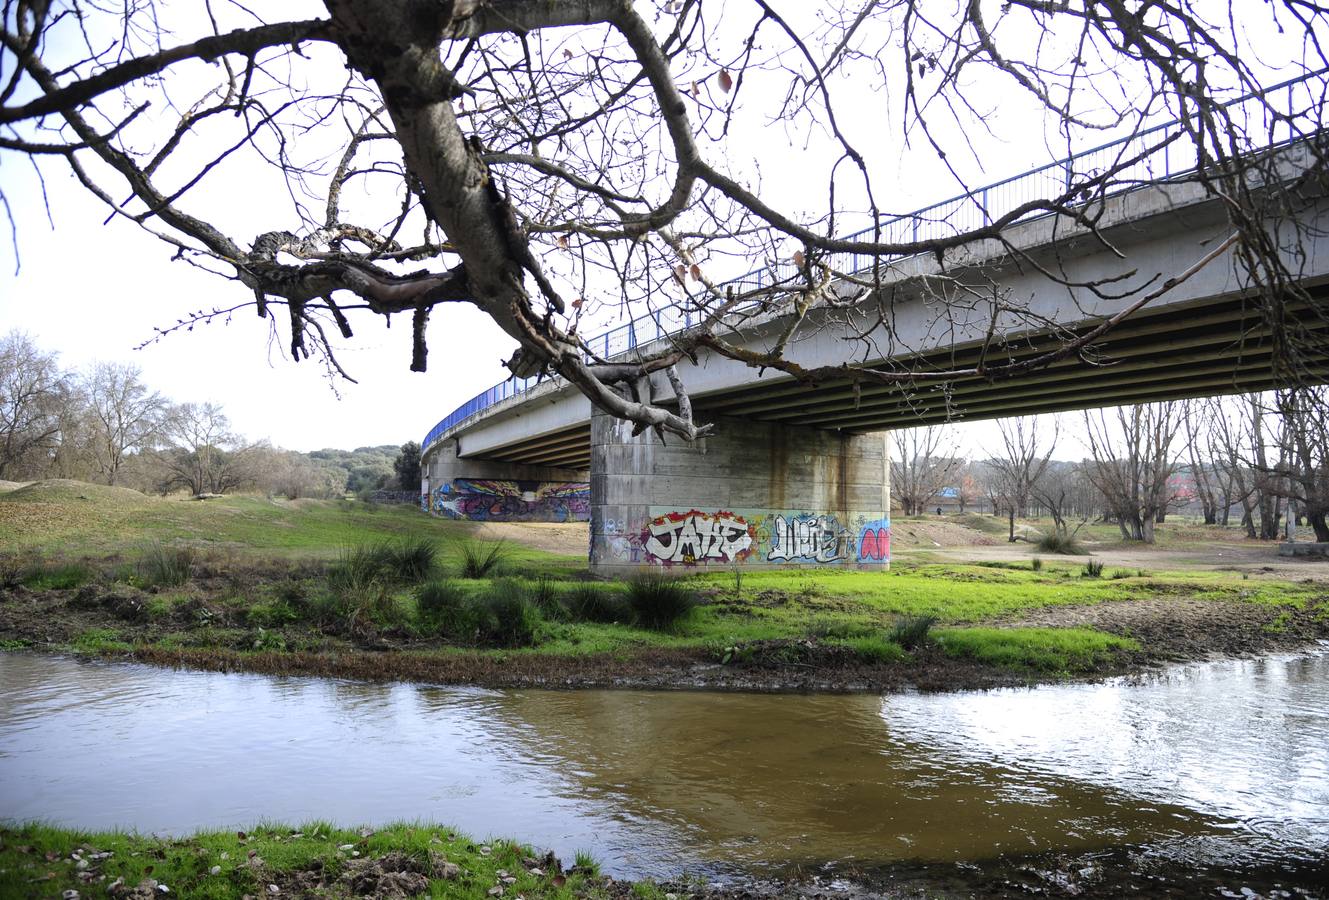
(909, 540), (1329, 578)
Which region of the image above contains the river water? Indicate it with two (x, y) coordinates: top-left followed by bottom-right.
(0, 649), (1326, 880)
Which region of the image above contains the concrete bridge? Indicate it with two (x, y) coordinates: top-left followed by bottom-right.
(420, 80), (1329, 575)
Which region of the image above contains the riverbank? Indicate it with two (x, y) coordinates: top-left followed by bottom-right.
(3, 485), (1327, 692)
(3, 822), (1324, 899)
(2, 570), (1326, 691)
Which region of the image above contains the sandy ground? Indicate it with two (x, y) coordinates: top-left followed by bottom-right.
(468, 521), (590, 556)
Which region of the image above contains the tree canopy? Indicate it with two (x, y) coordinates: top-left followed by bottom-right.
(3, 1), (1326, 440)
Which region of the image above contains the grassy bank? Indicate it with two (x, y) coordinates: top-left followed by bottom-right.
(0, 822), (632, 900)
(2, 481), (1326, 689)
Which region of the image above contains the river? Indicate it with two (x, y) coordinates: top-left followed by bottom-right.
(1, 649), (1326, 881)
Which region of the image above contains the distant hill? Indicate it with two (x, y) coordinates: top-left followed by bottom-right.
(306, 445), (402, 494)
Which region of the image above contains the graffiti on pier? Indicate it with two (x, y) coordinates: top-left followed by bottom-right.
(767, 514), (847, 563)
(644, 510), (755, 565)
(432, 479), (590, 522)
(856, 518), (891, 562)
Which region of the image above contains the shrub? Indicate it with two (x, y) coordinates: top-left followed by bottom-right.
(626, 572), (696, 630)
(1031, 556), (1043, 572)
(887, 614), (937, 650)
(417, 579), (467, 620)
(138, 542), (194, 587)
(563, 585), (629, 624)
(327, 543), (388, 597)
(1082, 560), (1104, 578)
(1036, 532), (1085, 554)
(455, 539), (510, 578)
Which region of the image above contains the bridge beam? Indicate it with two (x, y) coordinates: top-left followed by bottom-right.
(421, 437), (590, 523)
(589, 407), (891, 575)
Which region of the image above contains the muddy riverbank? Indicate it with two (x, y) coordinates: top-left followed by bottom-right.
(2, 577), (1326, 692)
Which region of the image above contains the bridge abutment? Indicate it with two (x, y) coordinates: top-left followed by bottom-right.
(421, 438), (590, 522)
(589, 408), (891, 575)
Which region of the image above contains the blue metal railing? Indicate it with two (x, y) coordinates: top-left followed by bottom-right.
(423, 69), (1327, 453)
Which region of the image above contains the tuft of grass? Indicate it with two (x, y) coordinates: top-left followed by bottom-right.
(414, 579), (484, 641)
(887, 614), (937, 650)
(455, 538), (510, 578)
(573, 850), (602, 876)
(383, 536), (437, 582)
(937, 626), (1138, 672)
(1082, 559), (1105, 578)
(626, 571), (697, 630)
(843, 635), (907, 663)
(1037, 532), (1086, 554)
(138, 541), (195, 588)
(530, 576), (567, 621)
(1031, 556), (1043, 572)
(21, 561), (93, 590)
(563, 585), (629, 624)
(71, 627), (131, 653)
(1109, 568), (1134, 580)
(478, 579), (542, 647)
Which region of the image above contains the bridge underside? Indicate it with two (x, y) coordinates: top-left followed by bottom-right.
(464, 287), (1329, 471)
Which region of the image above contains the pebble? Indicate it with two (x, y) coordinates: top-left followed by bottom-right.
(61, 891), (79, 899)
(487, 887), (503, 897)
(337, 844), (355, 851)
(210, 866), (222, 876)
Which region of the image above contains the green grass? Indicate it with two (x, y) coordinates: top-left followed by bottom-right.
(0, 821), (624, 900)
(936, 626), (1139, 672)
(3, 479), (1322, 681)
(20, 561), (93, 590)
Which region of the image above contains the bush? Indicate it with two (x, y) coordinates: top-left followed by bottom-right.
(887, 614), (937, 650)
(563, 585), (629, 624)
(1037, 532), (1085, 554)
(138, 542), (194, 587)
(246, 600), (302, 628)
(626, 572), (696, 630)
(455, 539), (510, 578)
(1082, 560), (1104, 578)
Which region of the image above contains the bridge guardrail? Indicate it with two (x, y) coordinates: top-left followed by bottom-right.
(423, 69), (1328, 454)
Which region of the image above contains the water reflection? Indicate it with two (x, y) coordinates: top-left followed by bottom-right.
(0, 649), (1325, 878)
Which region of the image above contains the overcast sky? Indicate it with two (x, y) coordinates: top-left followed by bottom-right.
(0, 2), (1300, 456)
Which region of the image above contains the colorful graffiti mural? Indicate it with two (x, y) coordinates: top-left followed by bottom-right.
(767, 514), (847, 563)
(431, 479), (590, 522)
(856, 518), (891, 562)
(644, 510), (756, 564)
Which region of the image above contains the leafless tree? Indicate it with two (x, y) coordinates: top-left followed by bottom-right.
(159, 401), (258, 495)
(1254, 388), (1329, 541)
(1083, 402), (1183, 543)
(890, 425), (963, 516)
(1031, 460), (1098, 546)
(987, 415), (1056, 541)
(85, 362), (168, 485)
(0, 331), (71, 479)
(2, 2), (1327, 441)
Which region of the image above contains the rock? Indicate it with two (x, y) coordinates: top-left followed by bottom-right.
(210, 866), (221, 876)
(62, 890), (80, 899)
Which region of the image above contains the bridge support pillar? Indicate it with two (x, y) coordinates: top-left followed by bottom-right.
(589, 408), (890, 575)
(421, 437), (590, 522)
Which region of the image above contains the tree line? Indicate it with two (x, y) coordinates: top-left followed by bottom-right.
(890, 389), (1329, 544)
(0, 332), (419, 499)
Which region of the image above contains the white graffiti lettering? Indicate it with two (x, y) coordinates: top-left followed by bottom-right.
(768, 514), (846, 563)
(645, 511), (753, 564)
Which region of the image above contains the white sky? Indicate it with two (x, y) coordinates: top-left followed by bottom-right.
(0, 2), (1304, 456)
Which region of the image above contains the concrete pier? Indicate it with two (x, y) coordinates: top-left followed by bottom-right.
(589, 408), (890, 575)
